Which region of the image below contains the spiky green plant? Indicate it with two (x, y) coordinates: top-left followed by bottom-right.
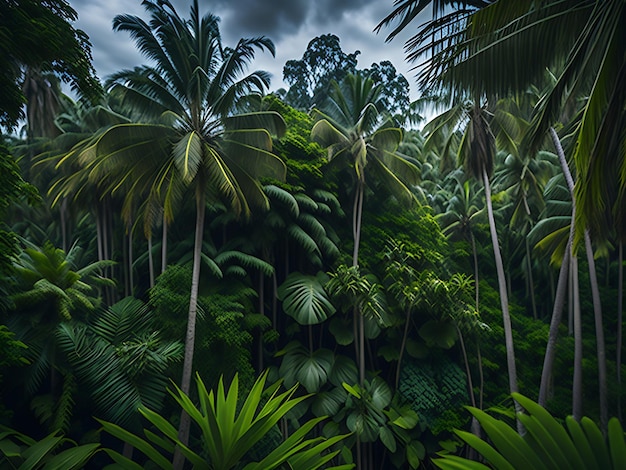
(99, 370), (353, 469)
(433, 393), (626, 470)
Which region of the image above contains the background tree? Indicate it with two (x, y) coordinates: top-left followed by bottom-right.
(283, 34), (360, 110)
(94, 1), (287, 461)
(0, 0), (101, 131)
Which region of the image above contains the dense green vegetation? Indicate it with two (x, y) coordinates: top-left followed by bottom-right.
(1, 0), (624, 468)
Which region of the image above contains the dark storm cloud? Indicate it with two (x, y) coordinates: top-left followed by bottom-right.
(199, 0), (310, 39)
(68, 0), (422, 99)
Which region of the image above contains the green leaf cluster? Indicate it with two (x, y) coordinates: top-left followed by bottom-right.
(399, 356), (469, 435)
(434, 393), (626, 470)
(100, 371), (353, 469)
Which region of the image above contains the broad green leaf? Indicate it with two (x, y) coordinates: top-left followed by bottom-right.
(418, 320), (457, 349)
(173, 131), (202, 182)
(566, 417), (600, 470)
(97, 419), (172, 469)
(379, 426), (396, 452)
(433, 454), (492, 470)
(42, 443), (100, 470)
(454, 429), (514, 470)
(469, 407), (541, 469)
(608, 417), (626, 469)
(278, 273), (335, 325)
(582, 416), (611, 469)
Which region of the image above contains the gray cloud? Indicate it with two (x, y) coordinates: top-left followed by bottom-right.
(69, 0), (421, 98)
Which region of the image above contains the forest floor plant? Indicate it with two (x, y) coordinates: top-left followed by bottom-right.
(99, 370), (353, 469)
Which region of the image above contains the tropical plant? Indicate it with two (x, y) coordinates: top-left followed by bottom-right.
(433, 393), (626, 470)
(312, 73), (419, 267)
(0, 427), (100, 470)
(56, 297), (183, 430)
(6, 241), (114, 432)
(99, 370), (353, 469)
(87, 1), (287, 455)
(10, 241), (113, 321)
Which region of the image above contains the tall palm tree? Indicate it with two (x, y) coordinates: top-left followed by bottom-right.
(422, 100), (521, 418)
(387, 0), (625, 249)
(464, 103), (521, 416)
(311, 73), (418, 469)
(311, 73), (419, 378)
(311, 74), (419, 468)
(83, 1), (286, 459)
(311, 73), (420, 267)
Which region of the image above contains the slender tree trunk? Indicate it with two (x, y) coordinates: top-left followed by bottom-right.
(568, 263), (574, 335)
(258, 273), (265, 371)
(352, 180), (366, 387)
(161, 217), (168, 274)
(148, 235), (155, 289)
(272, 268), (278, 330)
(470, 229), (485, 424)
(477, 342), (484, 410)
(572, 252), (583, 420)
(352, 178), (365, 469)
(174, 190), (206, 469)
(395, 308), (412, 390)
(482, 168), (519, 396)
(470, 231), (480, 309)
(538, 233), (571, 406)
(128, 228), (134, 296)
(60, 198), (68, 252)
(584, 230), (607, 431)
(617, 242), (623, 421)
(352, 181), (364, 268)
(122, 224), (129, 297)
(96, 207), (103, 262)
(550, 127), (606, 427)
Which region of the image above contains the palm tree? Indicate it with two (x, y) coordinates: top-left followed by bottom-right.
(84, 1), (286, 459)
(311, 73), (420, 268)
(422, 100), (521, 418)
(311, 73), (418, 394)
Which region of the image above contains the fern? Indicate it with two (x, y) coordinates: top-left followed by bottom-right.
(297, 212), (327, 240)
(399, 356), (469, 435)
(287, 225), (320, 255)
(264, 184), (300, 217)
(294, 192), (319, 212)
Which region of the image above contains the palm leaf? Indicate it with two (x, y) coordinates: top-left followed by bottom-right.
(173, 131), (202, 183)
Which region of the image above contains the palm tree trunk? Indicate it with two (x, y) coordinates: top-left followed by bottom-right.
(128, 228), (134, 296)
(161, 216), (168, 274)
(148, 235), (155, 289)
(482, 167), (521, 431)
(96, 207), (103, 262)
(572, 251), (583, 420)
(352, 179), (366, 469)
(584, 230), (607, 431)
(353, 181), (365, 267)
(538, 232), (571, 406)
(525, 236), (538, 320)
(550, 127), (606, 428)
(60, 198), (68, 252)
(617, 242), (623, 421)
(470, 231), (480, 309)
(395, 308), (412, 390)
(174, 189), (206, 469)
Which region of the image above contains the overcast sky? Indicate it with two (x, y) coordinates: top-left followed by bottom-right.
(69, 0), (428, 101)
